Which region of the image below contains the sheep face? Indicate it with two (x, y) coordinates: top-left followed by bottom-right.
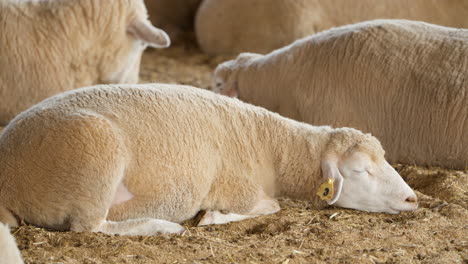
(100, 1), (170, 84)
(101, 36), (146, 84)
(212, 63), (239, 97)
(324, 150), (418, 214)
(212, 53), (262, 97)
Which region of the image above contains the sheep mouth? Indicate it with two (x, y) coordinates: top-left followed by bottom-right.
(387, 207), (401, 214)
(389, 204), (418, 213)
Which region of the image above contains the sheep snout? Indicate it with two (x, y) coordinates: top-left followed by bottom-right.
(405, 195), (418, 204)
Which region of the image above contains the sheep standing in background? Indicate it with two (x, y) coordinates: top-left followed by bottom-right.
(212, 20), (468, 169)
(0, 0), (170, 125)
(196, 0), (468, 54)
(0, 84), (417, 236)
(0, 223), (23, 264)
(145, 0), (202, 43)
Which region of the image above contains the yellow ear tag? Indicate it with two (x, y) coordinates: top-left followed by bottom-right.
(317, 179), (334, 201)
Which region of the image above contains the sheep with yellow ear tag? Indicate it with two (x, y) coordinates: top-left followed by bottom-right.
(0, 84), (418, 234)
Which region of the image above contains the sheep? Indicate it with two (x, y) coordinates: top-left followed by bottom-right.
(195, 0), (468, 55)
(212, 20), (468, 170)
(0, 83), (418, 235)
(0, 223), (23, 264)
(145, 0), (202, 43)
(0, 0), (170, 126)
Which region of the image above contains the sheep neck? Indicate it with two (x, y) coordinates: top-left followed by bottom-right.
(265, 116), (330, 208)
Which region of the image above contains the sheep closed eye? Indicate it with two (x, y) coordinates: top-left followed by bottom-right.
(353, 169), (369, 175)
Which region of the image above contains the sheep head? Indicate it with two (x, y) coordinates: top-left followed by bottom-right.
(98, 0), (170, 84)
(212, 52), (262, 97)
(320, 129), (418, 214)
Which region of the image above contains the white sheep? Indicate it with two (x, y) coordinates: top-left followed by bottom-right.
(0, 222), (23, 264)
(0, 84), (417, 235)
(195, 0), (468, 54)
(145, 0), (202, 43)
(212, 19), (468, 170)
(0, 0), (170, 125)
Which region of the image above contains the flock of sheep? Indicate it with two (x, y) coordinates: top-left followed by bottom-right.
(0, 0), (467, 263)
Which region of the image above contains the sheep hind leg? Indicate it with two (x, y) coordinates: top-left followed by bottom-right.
(198, 197), (280, 226)
(69, 188), (185, 236)
(67, 171), (185, 236)
(54, 114), (184, 236)
(67, 159), (185, 236)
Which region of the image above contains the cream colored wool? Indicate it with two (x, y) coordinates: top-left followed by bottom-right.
(0, 0), (170, 125)
(0, 223), (23, 264)
(196, 0), (468, 55)
(0, 84), (416, 235)
(213, 20), (468, 169)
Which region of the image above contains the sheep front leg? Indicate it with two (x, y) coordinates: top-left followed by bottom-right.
(91, 218), (185, 236)
(198, 197), (280, 226)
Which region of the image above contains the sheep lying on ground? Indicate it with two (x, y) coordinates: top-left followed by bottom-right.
(0, 222), (23, 264)
(0, 0), (170, 125)
(145, 0), (202, 43)
(212, 20), (468, 170)
(196, 0), (468, 54)
(0, 84), (417, 235)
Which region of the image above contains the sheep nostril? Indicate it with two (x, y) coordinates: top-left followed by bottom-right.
(405, 195), (418, 203)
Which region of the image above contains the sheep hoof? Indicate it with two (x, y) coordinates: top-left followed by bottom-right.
(157, 221), (186, 235)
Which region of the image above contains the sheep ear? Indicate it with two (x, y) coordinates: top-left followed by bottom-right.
(320, 155), (344, 205)
(128, 19), (171, 48)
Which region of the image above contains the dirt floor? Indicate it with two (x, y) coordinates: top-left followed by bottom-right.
(5, 39), (468, 264)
